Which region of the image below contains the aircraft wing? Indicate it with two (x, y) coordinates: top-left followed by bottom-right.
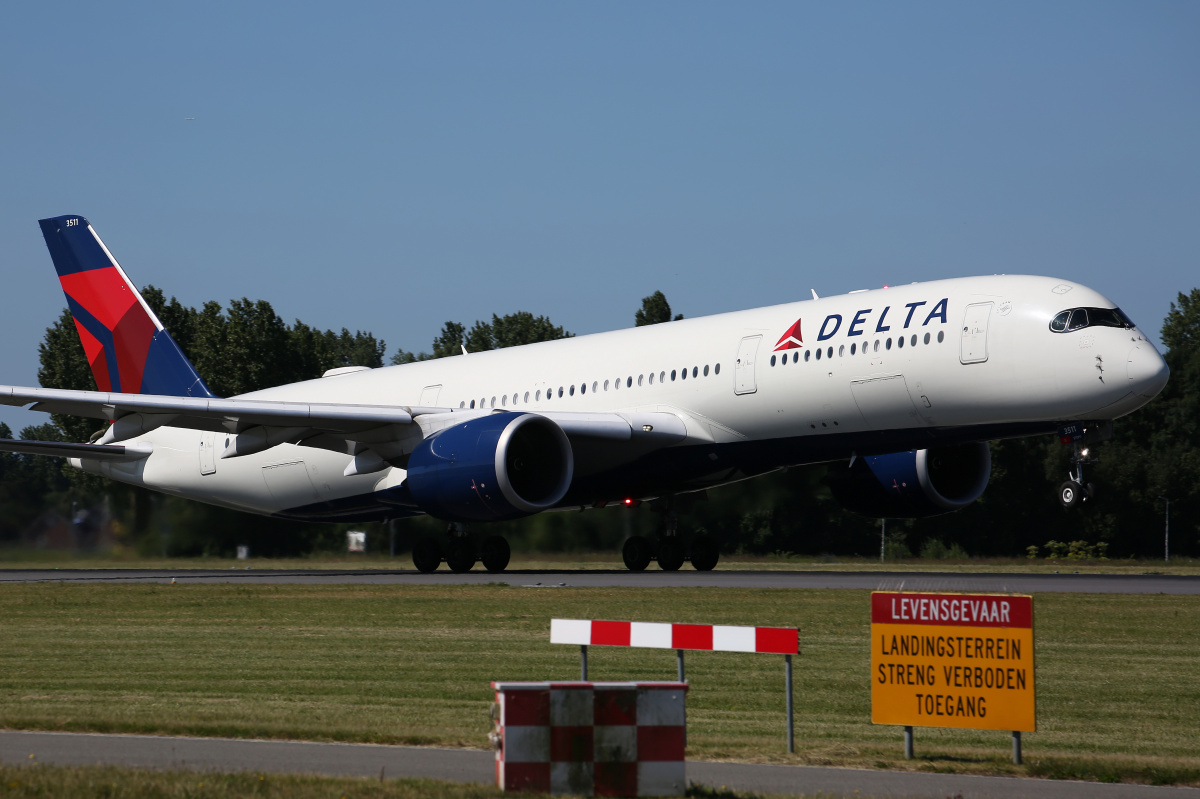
(0, 384), (688, 470)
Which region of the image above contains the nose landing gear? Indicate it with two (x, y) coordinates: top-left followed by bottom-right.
(1058, 441), (1098, 508)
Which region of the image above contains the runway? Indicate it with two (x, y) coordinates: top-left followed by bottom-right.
(0, 568), (1196, 593)
(1, 731), (1196, 799)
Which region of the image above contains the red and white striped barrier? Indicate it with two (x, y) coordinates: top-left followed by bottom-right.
(551, 619), (799, 655)
(491, 681), (688, 796)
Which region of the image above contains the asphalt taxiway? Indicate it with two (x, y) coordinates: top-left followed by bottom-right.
(1, 568), (1196, 593)
(1, 731), (1196, 799)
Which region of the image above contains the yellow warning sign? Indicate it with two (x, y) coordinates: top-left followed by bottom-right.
(871, 592), (1035, 732)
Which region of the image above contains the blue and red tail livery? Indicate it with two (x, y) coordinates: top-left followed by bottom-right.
(38, 215), (215, 398)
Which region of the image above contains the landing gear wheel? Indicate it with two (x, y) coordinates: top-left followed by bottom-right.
(1059, 481), (1083, 508)
(412, 537), (442, 573)
(446, 538), (477, 573)
(622, 536), (652, 572)
(481, 535), (511, 573)
(689, 534), (719, 571)
(657, 537), (685, 572)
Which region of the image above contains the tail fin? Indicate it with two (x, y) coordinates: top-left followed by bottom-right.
(38, 215), (215, 398)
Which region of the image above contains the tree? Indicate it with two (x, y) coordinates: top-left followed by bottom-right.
(635, 291), (683, 326)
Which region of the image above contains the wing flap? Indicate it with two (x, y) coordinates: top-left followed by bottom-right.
(0, 438), (152, 461)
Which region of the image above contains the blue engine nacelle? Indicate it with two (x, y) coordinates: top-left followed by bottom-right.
(826, 442), (992, 518)
(405, 412), (574, 522)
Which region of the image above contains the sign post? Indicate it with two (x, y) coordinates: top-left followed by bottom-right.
(871, 592), (1034, 763)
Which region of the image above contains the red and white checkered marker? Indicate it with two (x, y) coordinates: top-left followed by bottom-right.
(492, 681), (688, 796)
(551, 619), (799, 655)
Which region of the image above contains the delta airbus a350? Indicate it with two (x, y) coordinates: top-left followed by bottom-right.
(0, 215), (1169, 572)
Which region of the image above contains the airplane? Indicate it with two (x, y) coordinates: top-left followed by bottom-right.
(0, 215), (1170, 573)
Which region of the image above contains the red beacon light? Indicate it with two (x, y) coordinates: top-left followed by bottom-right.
(623, 498), (640, 507)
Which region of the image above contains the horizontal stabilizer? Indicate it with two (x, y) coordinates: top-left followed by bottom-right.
(0, 438), (152, 461)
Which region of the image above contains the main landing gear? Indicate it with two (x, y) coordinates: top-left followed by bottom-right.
(1058, 441), (1098, 509)
(621, 501), (719, 572)
(412, 525), (512, 574)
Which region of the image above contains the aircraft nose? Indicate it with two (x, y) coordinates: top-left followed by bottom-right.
(1127, 344), (1170, 399)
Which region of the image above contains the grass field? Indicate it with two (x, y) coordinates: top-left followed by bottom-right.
(3, 549), (1199, 574)
(0, 583), (1196, 786)
(0, 764), (793, 799)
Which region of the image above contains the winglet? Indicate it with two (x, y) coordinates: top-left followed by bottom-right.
(38, 215), (215, 398)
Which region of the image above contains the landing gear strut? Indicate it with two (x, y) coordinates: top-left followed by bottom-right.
(1058, 441), (1098, 508)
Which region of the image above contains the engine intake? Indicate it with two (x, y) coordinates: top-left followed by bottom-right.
(406, 413), (574, 522)
(827, 442), (992, 518)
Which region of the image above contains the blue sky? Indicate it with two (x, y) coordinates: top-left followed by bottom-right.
(1, 1), (1197, 434)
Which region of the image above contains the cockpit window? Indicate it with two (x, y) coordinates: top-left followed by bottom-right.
(1050, 306), (1134, 333)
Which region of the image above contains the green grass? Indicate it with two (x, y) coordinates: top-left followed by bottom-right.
(0, 584), (1197, 786)
(0, 764), (810, 799)
(3, 549), (1198, 574)
(0, 764), (508, 799)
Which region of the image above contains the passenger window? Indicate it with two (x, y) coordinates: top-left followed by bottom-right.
(792, 352), (798, 363)
(714, 363), (720, 374)
(469, 400), (474, 409)
(804, 350), (811, 362)
(693, 366), (698, 377)
(681, 367), (687, 379)
(524, 391), (530, 403)
(490, 396), (496, 407)
(838, 345), (844, 357)
(558, 387), (564, 397)
(874, 340), (880, 353)
(770, 355), (777, 366)
(898, 336), (904, 349)
(604, 380), (609, 391)
(581, 383), (586, 395)
(886, 338), (892, 350)
(1068, 309), (1088, 331)
(660, 371), (666, 383)
(703, 364), (710, 376)
(937, 331), (944, 343)
(536, 390), (541, 401)
(592, 381), (598, 393)
(1050, 310), (1071, 332)
(638, 375), (644, 386)
(671, 369), (677, 381)
(816, 348), (822, 361)
(627, 376), (633, 387)
(501, 395), (507, 406)
(850, 343), (856, 355)
(923, 332), (930, 345)
(826, 347), (833, 359)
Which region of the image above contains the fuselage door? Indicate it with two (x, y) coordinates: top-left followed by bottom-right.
(960, 302), (994, 364)
(199, 431), (217, 475)
(734, 335), (761, 395)
(419, 384), (442, 406)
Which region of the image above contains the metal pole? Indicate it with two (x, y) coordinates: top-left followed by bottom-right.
(785, 654), (794, 754)
(904, 726), (913, 760)
(1012, 731), (1022, 765)
(677, 649), (685, 683)
(1159, 496), (1170, 563)
(880, 518), (886, 563)
(580, 645), (588, 681)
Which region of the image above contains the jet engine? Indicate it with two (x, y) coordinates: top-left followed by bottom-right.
(405, 412), (574, 522)
(826, 442), (992, 518)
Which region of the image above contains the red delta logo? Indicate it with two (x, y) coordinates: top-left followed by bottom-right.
(774, 319), (803, 352)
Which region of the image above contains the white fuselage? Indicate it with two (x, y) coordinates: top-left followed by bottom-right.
(74, 275), (1168, 519)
